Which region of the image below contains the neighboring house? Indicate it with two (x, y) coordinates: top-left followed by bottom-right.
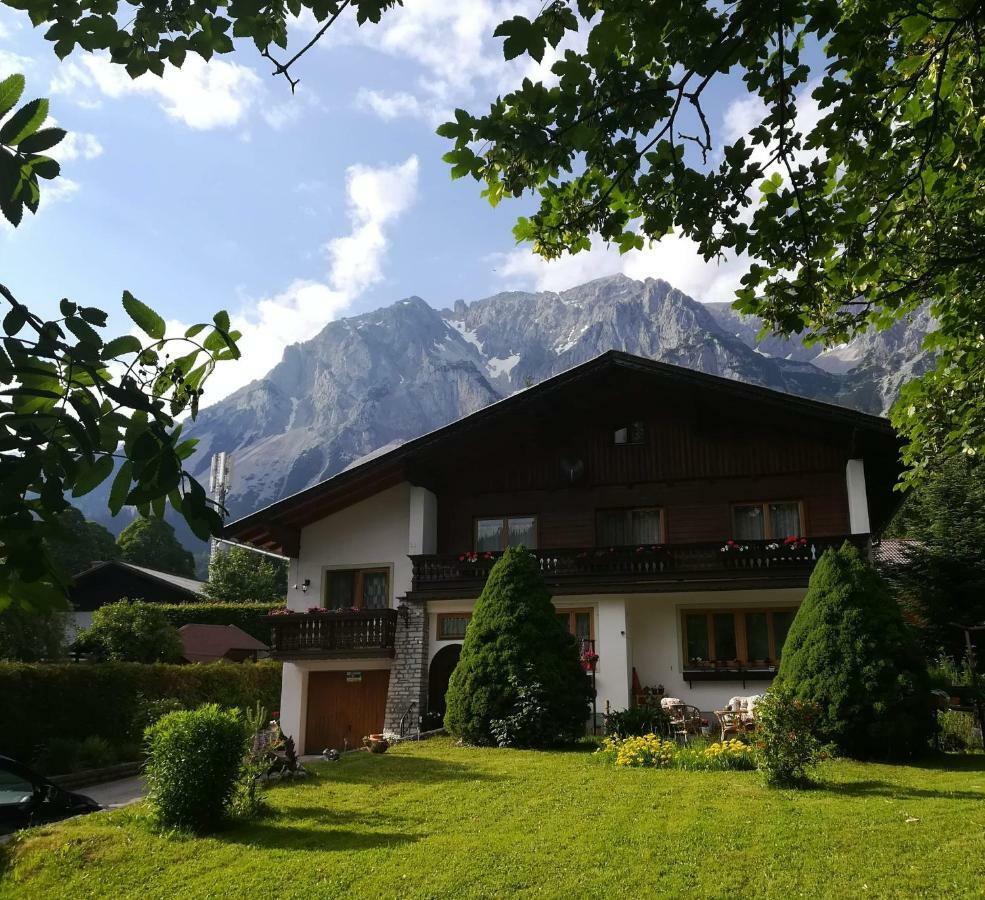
(224, 350), (902, 754)
(69, 561), (206, 634)
(178, 624), (269, 664)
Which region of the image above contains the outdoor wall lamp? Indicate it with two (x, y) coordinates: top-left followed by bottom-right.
(397, 599), (410, 623)
(300, 578), (310, 593)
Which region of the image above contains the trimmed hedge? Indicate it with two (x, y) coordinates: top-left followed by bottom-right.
(157, 602), (274, 643)
(0, 660), (281, 764)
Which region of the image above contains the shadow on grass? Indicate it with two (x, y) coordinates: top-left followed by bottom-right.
(218, 807), (418, 852)
(900, 754), (985, 773)
(817, 779), (985, 801)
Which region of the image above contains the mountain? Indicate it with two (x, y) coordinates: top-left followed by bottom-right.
(75, 274), (932, 549)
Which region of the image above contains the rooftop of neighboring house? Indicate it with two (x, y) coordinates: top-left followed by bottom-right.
(178, 624), (269, 664)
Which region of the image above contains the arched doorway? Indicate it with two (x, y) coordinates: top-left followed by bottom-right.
(428, 644), (462, 719)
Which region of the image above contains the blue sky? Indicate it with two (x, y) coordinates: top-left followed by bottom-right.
(0, 2), (797, 404)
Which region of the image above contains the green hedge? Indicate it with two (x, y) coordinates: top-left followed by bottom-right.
(0, 660), (281, 763)
(157, 602), (275, 643)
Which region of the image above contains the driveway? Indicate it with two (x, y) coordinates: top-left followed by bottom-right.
(83, 775), (146, 809)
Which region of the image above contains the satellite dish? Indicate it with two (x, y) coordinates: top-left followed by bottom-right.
(560, 456), (585, 484)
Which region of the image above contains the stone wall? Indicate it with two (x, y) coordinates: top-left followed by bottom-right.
(383, 599), (428, 735)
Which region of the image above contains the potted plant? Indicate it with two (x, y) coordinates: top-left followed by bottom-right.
(363, 733), (389, 754)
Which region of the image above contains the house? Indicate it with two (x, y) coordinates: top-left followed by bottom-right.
(224, 350), (902, 754)
(69, 561), (207, 634)
(178, 624), (269, 664)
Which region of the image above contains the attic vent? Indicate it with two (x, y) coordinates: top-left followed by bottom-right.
(614, 421), (646, 445)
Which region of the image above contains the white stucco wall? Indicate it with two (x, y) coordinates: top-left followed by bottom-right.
(626, 588), (804, 712)
(846, 458), (871, 534)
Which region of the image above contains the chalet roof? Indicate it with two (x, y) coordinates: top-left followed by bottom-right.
(178, 624), (268, 664)
(224, 350), (899, 553)
(73, 560), (206, 599)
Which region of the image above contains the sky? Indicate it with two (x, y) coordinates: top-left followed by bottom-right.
(0, 2), (788, 405)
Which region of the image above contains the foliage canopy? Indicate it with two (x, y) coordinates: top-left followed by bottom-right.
(117, 516), (197, 578)
(205, 546), (288, 603)
(76, 598), (184, 663)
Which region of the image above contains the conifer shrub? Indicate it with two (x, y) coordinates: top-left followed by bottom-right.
(777, 542), (934, 759)
(444, 547), (592, 747)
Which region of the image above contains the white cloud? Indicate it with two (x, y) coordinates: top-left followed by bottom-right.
(355, 88), (429, 123)
(181, 156), (420, 405)
(50, 55), (263, 130)
(59, 130), (103, 161)
(0, 47), (33, 73)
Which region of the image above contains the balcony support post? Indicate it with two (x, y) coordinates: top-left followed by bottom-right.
(383, 597), (429, 735)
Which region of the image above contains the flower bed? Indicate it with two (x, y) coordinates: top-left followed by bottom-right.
(596, 734), (756, 771)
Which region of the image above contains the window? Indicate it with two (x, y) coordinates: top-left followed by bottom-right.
(437, 613), (471, 640)
(324, 568), (389, 610)
(556, 608), (594, 641)
(475, 516), (537, 551)
(732, 501), (803, 540)
(614, 421), (646, 445)
(596, 507), (663, 545)
(682, 608), (798, 666)
(0, 769), (34, 807)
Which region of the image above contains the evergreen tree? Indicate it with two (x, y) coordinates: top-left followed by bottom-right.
(778, 543), (933, 760)
(205, 546), (288, 603)
(117, 517), (196, 578)
(444, 547), (591, 747)
(45, 507), (121, 576)
(886, 460), (985, 659)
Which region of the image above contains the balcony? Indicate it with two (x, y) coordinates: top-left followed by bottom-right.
(410, 536), (866, 599)
(265, 608), (398, 660)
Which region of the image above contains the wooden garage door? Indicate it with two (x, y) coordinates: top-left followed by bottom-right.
(305, 670), (390, 754)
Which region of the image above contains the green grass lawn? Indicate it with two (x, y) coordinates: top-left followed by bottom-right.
(2, 738), (983, 899)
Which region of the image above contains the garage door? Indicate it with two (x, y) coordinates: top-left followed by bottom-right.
(305, 670), (390, 754)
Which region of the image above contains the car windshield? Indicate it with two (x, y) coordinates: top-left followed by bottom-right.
(0, 768), (34, 806)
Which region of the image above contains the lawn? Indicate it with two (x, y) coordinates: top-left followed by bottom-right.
(1, 738), (983, 899)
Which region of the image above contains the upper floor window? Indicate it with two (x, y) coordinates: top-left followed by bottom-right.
(475, 516), (537, 551)
(556, 607), (594, 642)
(596, 507), (663, 546)
(325, 567), (389, 610)
(683, 607), (797, 667)
(614, 421), (646, 445)
(437, 613), (471, 640)
(732, 501), (803, 540)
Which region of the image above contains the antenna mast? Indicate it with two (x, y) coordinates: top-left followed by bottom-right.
(208, 452), (233, 564)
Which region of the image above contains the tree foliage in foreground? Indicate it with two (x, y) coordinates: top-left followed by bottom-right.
(117, 517), (197, 578)
(438, 1), (985, 483)
(444, 546), (591, 747)
(205, 545), (288, 603)
(778, 543), (933, 760)
(0, 74), (241, 611)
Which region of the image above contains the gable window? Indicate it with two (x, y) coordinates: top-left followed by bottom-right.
(556, 608), (594, 642)
(475, 516), (537, 551)
(437, 613), (471, 640)
(614, 421), (646, 445)
(324, 568), (389, 610)
(682, 608), (797, 667)
(732, 501), (803, 540)
(596, 507), (663, 546)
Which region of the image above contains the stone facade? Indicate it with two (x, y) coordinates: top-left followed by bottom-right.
(383, 598), (429, 735)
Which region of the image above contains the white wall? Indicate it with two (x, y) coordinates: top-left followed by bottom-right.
(279, 658), (394, 753)
(288, 482), (413, 611)
(626, 588), (804, 711)
(846, 458), (870, 534)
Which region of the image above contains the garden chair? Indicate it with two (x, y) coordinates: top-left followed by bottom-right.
(667, 704), (704, 744)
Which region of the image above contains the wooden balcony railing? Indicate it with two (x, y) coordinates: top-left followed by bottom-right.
(265, 608), (398, 659)
(410, 536), (867, 597)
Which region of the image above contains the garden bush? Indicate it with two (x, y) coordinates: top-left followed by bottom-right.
(76, 599), (183, 663)
(157, 601), (273, 643)
(596, 735), (756, 771)
(937, 710), (983, 752)
(145, 704), (250, 833)
(444, 547), (592, 747)
(755, 685), (827, 786)
(604, 706), (671, 738)
(777, 542), (934, 759)
(0, 660), (281, 765)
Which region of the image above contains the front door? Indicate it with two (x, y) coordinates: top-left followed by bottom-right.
(305, 669), (390, 754)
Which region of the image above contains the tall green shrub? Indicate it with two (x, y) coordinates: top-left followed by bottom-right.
(145, 704), (249, 833)
(76, 599), (183, 663)
(444, 547), (591, 747)
(777, 542), (933, 759)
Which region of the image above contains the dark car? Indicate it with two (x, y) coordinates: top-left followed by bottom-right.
(0, 755), (101, 835)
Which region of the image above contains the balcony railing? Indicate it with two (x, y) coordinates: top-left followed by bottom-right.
(410, 536), (866, 597)
(265, 608), (398, 659)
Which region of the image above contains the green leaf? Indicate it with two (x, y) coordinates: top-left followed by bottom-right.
(184, 323), (207, 339)
(108, 459), (133, 515)
(65, 316), (103, 347)
(0, 74), (26, 120)
(18, 127), (66, 154)
(122, 290), (166, 340)
(0, 98), (49, 146)
(72, 454), (114, 497)
(102, 335), (143, 359)
(3, 305), (27, 336)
